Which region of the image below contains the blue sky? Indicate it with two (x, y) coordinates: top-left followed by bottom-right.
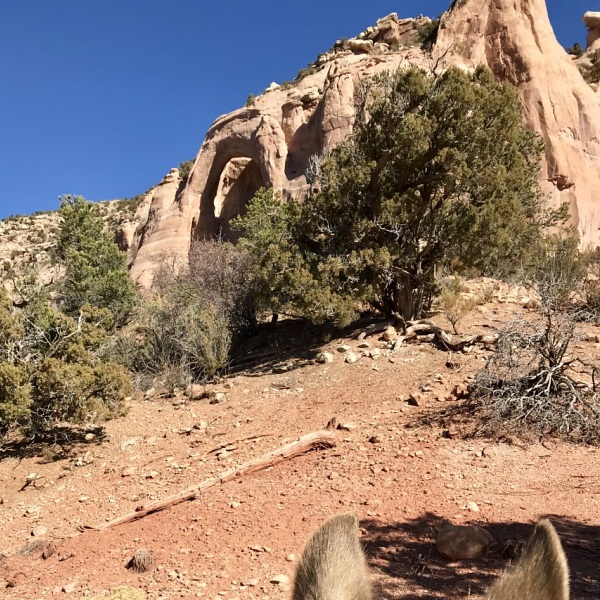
(0, 0), (597, 219)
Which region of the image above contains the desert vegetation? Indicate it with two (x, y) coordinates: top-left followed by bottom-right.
(2, 64), (600, 453)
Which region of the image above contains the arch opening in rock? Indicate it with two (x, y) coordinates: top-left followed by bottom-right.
(212, 157), (264, 242)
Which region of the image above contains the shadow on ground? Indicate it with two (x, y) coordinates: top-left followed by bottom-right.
(229, 316), (390, 376)
(362, 513), (600, 599)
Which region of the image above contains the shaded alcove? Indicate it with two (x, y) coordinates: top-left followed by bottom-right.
(213, 157), (264, 242)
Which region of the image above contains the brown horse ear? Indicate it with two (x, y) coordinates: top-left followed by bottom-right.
(486, 519), (569, 600)
(293, 513), (372, 600)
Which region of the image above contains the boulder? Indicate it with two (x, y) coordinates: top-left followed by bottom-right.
(347, 39), (373, 54)
(584, 11), (600, 50)
(436, 524), (494, 560)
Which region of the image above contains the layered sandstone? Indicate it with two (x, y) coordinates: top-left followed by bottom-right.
(127, 3), (600, 287)
(128, 15), (431, 287)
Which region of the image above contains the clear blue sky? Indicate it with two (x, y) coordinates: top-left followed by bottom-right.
(0, 1), (597, 220)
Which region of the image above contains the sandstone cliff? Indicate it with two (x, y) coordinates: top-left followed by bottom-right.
(436, 0), (600, 247)
(126, 2), (600, 288)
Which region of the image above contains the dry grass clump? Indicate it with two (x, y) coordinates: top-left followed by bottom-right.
(436, 276), (478, 334)
(471, 313), (600, 445)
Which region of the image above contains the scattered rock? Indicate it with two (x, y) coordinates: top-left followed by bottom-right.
(452, 383), (470, 399)
(316, 352), (334, 363)
(406, 393), (423, 406)
(62, 581), (77, 593)
(126, 548), (155, 573)
(436, 524), (493, 560)
(357, 341), (370, 349)
(31, 525), (47, 537)
(369, 435), (382, 444)
(383, 326), (398, 342)
(337, 422), (356, 431)
(270, 574), (290, 585)
(286, 553), (296, 562)
(337, 345), (351, 353)
(209, 392), (227, 405)
(466, 501), (480, 513)
(345, 352), (359, 364)
(84, 432), (96, 442)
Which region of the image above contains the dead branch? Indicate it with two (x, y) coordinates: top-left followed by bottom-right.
(403, 320), (495, 351)
(80, 430), (335, 532)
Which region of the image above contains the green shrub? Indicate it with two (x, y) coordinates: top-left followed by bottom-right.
(54, 195), (137, 324)
(566, 42), (584, 57)
(237, 66), (549, 324)
(0, 362), (32, 436)
(0, 293), (131, 440)
(246, 93), (256, 107)
(416, 19), (439, 50)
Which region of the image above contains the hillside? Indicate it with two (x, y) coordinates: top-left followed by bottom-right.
(0, 294), (599, 599)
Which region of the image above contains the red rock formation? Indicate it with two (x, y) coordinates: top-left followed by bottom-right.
(128, 4), (600, 287)
(436, 0), (600, 245)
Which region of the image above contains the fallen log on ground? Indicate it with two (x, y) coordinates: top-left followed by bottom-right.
(80, 429), (336, 532)
(392, 320), (497, 352)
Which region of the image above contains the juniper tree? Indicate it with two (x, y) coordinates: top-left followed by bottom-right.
(238, 66), (559, 324)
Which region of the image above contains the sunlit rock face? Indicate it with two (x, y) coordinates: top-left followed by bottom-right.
(128, 4), (600, 287)
(436, 0), (600, 247)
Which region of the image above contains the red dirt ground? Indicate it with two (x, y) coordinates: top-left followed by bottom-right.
(1, 294), (599, 599)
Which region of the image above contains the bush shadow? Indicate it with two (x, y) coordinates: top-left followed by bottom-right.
(229, 315), (390, 376)
(361, 513), (600, 599)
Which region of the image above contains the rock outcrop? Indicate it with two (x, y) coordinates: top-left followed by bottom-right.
(436, 0), (600, 246)
(127, 3), (600, 287)
(127, 15), (431, 287)
(584, 11), (600, 51)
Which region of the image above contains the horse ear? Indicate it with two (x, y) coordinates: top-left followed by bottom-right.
(486, 519), (569, 600)
(293, 513), (373, 600)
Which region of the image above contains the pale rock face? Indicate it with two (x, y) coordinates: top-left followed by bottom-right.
(436, 0), (600, 246)
(584, 11), (600, 50)
(127, 4), (600, 287)
(127, 168), (184, 288)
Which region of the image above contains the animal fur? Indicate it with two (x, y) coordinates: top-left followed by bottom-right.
(486, 519), (569, 600)
(294, 515), (569, 600)
(293, 513), (372, 600)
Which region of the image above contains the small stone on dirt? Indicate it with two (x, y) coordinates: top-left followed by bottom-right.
(286, 553), (296, 562)
(383, 326), (397, 342)
(316, 352), (334, 364)
(62, 582), (77, 593)
(369, 436), (382, 444)
(270, 574), (289, 585)
(345, 352), (359, 364)
(210, 392), (227, 405)
(31, 526), (47, 537)
(337, 345), (351, 353)
(406, 393), (422, 406)
(436, 524), (493, 560)
(357, 341), (370, 349)
(337, 422), (356, 431)
(466, 501), (480, 512)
